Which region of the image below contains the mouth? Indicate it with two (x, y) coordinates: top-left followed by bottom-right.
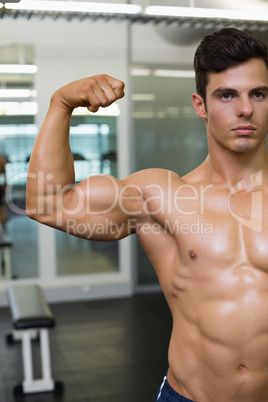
(232, 126), (256, 136)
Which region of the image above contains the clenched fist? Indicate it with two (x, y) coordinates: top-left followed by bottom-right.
(52, 74), (125, 113)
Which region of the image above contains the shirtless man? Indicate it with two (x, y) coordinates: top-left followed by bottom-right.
(26, 28), (268, 401)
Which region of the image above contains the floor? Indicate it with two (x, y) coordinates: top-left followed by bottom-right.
(0, 292), (172, 402)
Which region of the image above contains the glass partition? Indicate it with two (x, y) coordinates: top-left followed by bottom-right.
(56, 114), (119, 276)
(0, 45), (39, 280)
(131, 66), (208, 286)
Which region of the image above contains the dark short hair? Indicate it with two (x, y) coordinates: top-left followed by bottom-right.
(193, 28), (268, 103)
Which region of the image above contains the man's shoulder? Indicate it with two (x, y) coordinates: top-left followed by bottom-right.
(124, 168), (182, 187)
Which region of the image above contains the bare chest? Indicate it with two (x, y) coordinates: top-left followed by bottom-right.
(157, 184), (268, 273)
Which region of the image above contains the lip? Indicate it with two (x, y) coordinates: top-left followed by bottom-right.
(232, 125), (256, 135)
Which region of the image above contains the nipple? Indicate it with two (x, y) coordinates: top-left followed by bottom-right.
(189, 250), (197, 260)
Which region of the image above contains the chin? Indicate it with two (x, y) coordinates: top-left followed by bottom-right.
(232, 139), (257, 153)
(233, 146), (255, 153)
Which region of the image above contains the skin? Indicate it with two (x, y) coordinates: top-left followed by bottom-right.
(26, 58), (268, 401)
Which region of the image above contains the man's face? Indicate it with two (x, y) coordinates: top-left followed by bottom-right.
(196, 58), (268, 154)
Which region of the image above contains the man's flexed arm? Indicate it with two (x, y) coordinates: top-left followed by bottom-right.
(26, 75), (146, 240)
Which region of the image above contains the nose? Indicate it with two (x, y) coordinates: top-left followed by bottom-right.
(236, 96), (253, 118)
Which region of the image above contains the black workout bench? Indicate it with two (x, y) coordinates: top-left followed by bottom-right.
(6, 284), (63, 397)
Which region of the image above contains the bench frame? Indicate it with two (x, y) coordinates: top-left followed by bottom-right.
(6, 284), (63, 397)
(20, 327), (54, 393)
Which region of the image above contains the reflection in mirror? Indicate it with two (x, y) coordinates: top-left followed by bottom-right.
(0, 44), (38, 280)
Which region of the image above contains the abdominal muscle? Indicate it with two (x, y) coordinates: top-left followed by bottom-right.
(166, 265), (268, 402)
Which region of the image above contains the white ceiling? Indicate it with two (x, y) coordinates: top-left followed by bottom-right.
(135, 0), (268, 11)
(132, 0), (268, 45)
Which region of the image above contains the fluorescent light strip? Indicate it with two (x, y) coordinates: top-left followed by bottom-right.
(0, 102), (38, 115)
(131, 68), (151, 76)
(0, 89), (37, 98)
(73, 104), (120, 116)
(145, 6), (268, 22)
(70, 124), (110, 135)
(154, 70), (195, 78)
(0, 64), (37, 74)
(131, 68), (195, 78)
(132, 94), (156, 101)
(70, 125), (99, 135)
(0, 125), (38, 135)
(3, 1), (142, 14)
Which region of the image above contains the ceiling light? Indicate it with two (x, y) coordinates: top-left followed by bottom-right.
(130, 68), (151, 76)
(0, 89), (37, 98)
(0, 1), (266, 28)
(0, 125), (38, 136)
(131, 69), (195, 78)
(153, 70), (195, 78)
(0, 102), (38, 115)
(145, 6), (268, 22)
(0, 64), (37, 74)
(70, 125), (99, 135)
(132, 94), (156, 101)
(3, 1), (142, 14)
(73, 103), (120, 117)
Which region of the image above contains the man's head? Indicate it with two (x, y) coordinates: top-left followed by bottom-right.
(194, 28), (268, 105)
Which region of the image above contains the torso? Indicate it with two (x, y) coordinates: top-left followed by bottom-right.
(137, 166), (268, 402)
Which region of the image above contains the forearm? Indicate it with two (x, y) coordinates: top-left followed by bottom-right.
(26, 94), (75, 220)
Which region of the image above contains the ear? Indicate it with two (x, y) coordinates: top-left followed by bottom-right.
(192, 93), (207, 119)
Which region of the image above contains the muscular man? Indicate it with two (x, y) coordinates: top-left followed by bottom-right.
(26, 28), (268, 401)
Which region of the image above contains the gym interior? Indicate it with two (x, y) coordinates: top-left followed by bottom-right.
(0, 0), (267, 401)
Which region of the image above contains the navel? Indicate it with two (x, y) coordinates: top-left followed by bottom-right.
(189, 250), (197, 260)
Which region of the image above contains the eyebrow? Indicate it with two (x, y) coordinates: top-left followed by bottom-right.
(249, 86), (268, 92)
(212, 86), (268, 96)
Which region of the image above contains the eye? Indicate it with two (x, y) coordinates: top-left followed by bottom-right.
(253, 91), (265, 99)
(219, 92), (233, 100)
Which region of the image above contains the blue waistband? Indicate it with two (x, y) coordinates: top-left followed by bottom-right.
(156, 375), (195, 402)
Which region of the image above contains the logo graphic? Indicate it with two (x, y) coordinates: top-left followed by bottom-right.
(227, 170), (263, 232)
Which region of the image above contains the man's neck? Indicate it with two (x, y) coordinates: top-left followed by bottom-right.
(205, 146), (268, 188)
